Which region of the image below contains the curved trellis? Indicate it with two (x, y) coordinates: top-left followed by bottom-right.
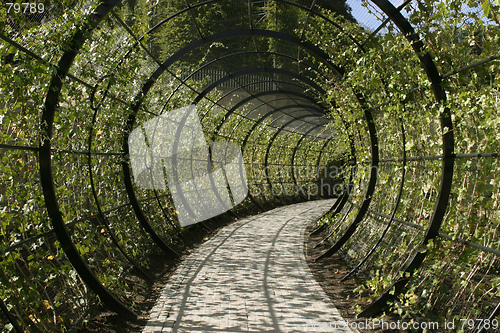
(1, 0), (500, 331)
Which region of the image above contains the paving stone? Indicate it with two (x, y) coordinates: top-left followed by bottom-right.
(143, 200), (353, 333)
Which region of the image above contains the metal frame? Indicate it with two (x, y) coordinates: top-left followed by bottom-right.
(341, 118), (407, 281)
(358, 0), (455, 317)
(315, 93), (379, 260)
(3, 0), (496, 327)
(39, 0), (138, 319)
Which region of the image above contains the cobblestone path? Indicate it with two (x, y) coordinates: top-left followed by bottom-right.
(143, 199), (352, 333)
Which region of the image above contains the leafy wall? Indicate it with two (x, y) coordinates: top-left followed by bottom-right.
(0, 0), (499, 332)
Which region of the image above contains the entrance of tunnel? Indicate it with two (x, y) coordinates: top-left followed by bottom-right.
(1, 0), (500, 331)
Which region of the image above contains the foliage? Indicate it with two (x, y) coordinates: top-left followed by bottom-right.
(1, 0), (500, 331)
(310, 0), (500, 327)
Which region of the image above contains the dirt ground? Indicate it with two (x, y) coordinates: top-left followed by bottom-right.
(304, 222), (408, 333)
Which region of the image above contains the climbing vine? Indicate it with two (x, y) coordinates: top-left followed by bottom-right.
(310, 0), (500, 328)
(2, 0), (500, 331)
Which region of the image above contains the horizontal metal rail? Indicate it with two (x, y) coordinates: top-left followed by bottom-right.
(371, 152), (500, 163)
(363, 206), (500, 257)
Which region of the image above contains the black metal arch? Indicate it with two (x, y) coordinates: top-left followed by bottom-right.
(341, 117), (407, 282)
(88, 79), (153, 282)
(132, 28), (344, 110)
(237, 104), (328, 204)
(136, 46), (334, 229)
(193, 67), (326, 103)
(358, 0), (455, 317)
(289, 125), (327, 200)
(114, 12), (364, 323)
(138, 73), (332, 228)
(315, 93), (379, 260)
(7, 0), (496, 330)
(273, 122), (329, 204)
(263, 114), (318, 201)
(39, 0), (137, 318)
(230, 109), (309, 210)
(119, 26), (349, 237)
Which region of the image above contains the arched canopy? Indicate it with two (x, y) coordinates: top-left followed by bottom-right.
(1, 0), (500, 330)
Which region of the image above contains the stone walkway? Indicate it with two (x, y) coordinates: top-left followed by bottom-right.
(143, 199), (352, 333)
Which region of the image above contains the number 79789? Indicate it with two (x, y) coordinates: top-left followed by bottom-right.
(6, 2), (45, 14)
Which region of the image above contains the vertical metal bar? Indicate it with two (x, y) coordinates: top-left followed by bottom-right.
(316, 93), (379, 260)
(290, 125), (323, 200)
(0, 298), (24, 332)
(39, 0), (137, 318)
(359, 0), (455, 317)
(341, 118), (407, 281)
(87, 80), (152, 282)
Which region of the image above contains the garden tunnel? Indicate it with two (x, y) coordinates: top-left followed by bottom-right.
(1, 0), (500, 331)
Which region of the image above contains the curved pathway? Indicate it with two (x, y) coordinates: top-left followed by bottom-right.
(143, 199), (352, 333)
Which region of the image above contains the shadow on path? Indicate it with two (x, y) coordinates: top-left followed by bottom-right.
(143, 199), (352, 333)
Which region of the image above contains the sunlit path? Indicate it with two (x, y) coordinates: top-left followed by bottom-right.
(143, 199), (352, 333)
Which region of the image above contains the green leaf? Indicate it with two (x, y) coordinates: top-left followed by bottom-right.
(482, 0), (491, 17)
